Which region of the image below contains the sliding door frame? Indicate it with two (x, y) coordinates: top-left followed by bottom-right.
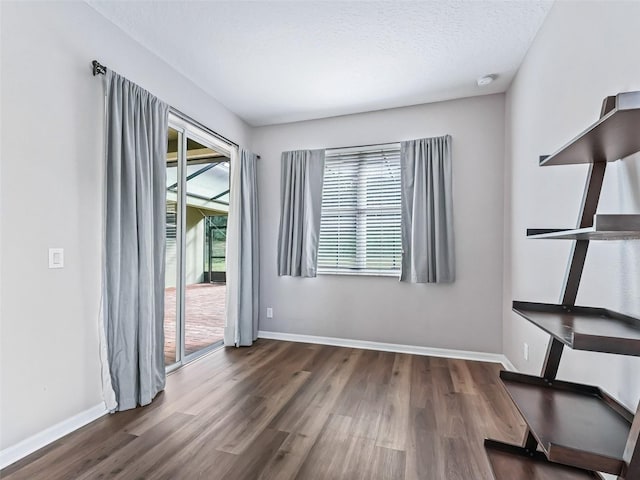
(166, 113), (235, 373)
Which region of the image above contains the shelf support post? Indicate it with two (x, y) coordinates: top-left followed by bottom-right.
(560, 161), (607, 305)
(541, 337), (564, 380)
(558, 99), (615, 306)
(620, 403), (640, 479)
(519, 336), (566, 451)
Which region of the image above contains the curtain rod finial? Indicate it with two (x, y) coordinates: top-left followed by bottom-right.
(92, 60), (107, 76)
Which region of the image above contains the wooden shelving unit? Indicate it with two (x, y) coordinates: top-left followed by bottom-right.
(484, 91), (640, 480)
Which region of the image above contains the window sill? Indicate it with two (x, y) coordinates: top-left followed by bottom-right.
(317, 270), (400, 278)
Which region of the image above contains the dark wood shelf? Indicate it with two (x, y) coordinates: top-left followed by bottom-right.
(540, 91), (640, 166)
(485, 440), (602, 480)
(512, 301), (640, 356)
(498, 372), (633, 475)
(527, 214), (640, 240)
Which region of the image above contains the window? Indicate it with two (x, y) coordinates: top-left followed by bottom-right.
(318, 143), (402, 276)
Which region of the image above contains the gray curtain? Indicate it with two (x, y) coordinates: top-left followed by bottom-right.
(236, 149), (260, 346)
(400, 135), (455, 283)
(277, 149), (325, 277)
(103, 70), (169, 410)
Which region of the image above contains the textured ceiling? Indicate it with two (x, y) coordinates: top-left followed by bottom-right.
(87, 0), (553, 126)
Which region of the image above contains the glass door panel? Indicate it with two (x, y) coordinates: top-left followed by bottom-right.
(183, 136), (229, 358)
(164, 116), (231, 369)
(164, 127), (181, 368)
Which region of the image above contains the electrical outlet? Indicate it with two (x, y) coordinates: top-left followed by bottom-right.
(523, 342), (529, 361)
(266, 307), (273, 319)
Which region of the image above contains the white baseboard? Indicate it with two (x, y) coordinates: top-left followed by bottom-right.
(500, 355), (517, 372)
(0, 402), (108, 470)
(258, 330), (515, 370)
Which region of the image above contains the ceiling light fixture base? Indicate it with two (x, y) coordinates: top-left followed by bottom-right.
(477, 74), (497, 87)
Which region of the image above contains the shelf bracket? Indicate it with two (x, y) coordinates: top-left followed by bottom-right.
(523, 430), (539, 452)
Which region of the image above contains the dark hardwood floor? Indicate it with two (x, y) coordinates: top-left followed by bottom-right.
(1, 340), (527, 479)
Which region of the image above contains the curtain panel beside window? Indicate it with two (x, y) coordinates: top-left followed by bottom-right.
(102, 70), (169, 411)
(225, 148), (260, 347)
(277, 149), (326, 277)
(400, 135), (455, 283)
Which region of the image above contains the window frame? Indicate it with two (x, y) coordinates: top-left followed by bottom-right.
(317, 142), (402, 278)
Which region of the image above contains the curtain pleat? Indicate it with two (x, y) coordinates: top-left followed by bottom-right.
(277, 149), (325, 277)
(103, 70), (168, 410)
(400, 135), (455, 283)
(225, 149), (260, 347)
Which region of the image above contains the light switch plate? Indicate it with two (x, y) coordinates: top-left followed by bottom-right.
(49, 248), (64, 269)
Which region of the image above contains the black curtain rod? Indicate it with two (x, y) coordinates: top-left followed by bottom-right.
(91, 59), (260, 158)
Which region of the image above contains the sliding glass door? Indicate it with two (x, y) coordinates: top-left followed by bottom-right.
(164, 114), (232, 371)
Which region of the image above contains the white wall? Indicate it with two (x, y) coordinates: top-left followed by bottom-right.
(253, 94), (505, 353)
(0, 1), (251, 450)
(504, 0), (640, 412)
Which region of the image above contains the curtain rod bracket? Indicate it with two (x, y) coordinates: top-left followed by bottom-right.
(92, 60), (107, 76)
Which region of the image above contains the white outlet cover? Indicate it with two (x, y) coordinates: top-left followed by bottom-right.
(49, 248), (64, 269)
(266, 307), (273, 319)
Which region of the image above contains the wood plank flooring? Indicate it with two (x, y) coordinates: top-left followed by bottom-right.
(1, 340), (527, 480)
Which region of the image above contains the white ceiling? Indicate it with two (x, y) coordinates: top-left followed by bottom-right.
(87, 0), (553, 126)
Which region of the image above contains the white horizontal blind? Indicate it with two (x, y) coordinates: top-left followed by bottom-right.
(166, 202), (177, 239)
(318, 144), (402, 275)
